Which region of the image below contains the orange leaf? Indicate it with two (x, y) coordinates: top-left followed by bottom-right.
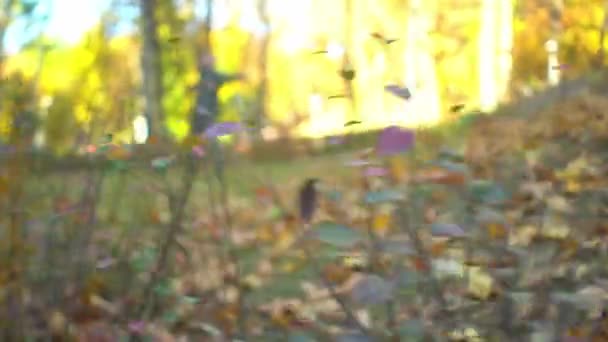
(412, 257), (429, 272)
(430, 241), (447, 257)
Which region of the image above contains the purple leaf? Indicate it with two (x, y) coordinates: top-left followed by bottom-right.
(204, 122), (242, 138)
(128, 321), (146, 334)
(430, 223), (466, 238)
(350, 274), (394, 306)
(375, 125), (415, 156)
(384, 85), (411, 100)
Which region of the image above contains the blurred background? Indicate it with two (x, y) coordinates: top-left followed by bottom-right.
(0, 0), (606, 153)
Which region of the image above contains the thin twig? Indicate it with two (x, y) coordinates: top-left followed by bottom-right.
(135, 155), (197, 321)
(211, 139), (249, 340)
(299, 223), (371, 336)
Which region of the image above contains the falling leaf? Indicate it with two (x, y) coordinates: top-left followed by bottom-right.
(370, 32), (399, 45)
(204, 122), (242, 138)
(350, 274), (394, 306)
(364, 189), (404, 204)
(167, 36), (181, 43)
(313, 221), (364, 248)
(340, 68), (356, 81)
(328, 94), (347, 100)
(450, 104), (466, 112)
(376, 125), (415, 156)
(312, 50), (328, 55)
(344, 120), (362, 126)
(384, 85), (411, 100)
(430, 223), (466, 238)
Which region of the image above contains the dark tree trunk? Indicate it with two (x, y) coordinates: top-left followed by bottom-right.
(139, 0), (165, 138)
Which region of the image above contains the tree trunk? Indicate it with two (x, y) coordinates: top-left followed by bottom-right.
(404, 0), (441, 126)
(478, 0), (498, 111)
(596, 1), (608, 67)
(497, 0), (513, 102)
(139, 0), (165, 139)
(254, 0), (269, 141)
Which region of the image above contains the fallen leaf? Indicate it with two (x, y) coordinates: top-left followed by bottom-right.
(430, 223), (466, 238)
(373, 213), (391, 235)
(384, 85), (412, 100)
(350, 274), (394, 306)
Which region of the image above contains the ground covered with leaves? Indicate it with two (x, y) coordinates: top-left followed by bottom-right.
(1, 92), (608, 341)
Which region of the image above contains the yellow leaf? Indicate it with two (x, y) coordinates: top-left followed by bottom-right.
(487, 223), (508, 240)
(468, 267), (494, 300)
(274, 229), (295, 251)
(388, 156), (408, 182)
(256, 224), (275, 243)
(566, 180), (582, 193)
(373, 214), (391, 235)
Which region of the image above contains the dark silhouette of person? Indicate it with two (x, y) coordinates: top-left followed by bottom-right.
(191, 53), (243, 135)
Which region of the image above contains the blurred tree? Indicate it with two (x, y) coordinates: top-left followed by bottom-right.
(478, 0), (514, 110)
(139, 0), (165, 139)
(512, 0), (606, 95)
(0, 0), (43, 64)
(253, 0), (270, 140)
